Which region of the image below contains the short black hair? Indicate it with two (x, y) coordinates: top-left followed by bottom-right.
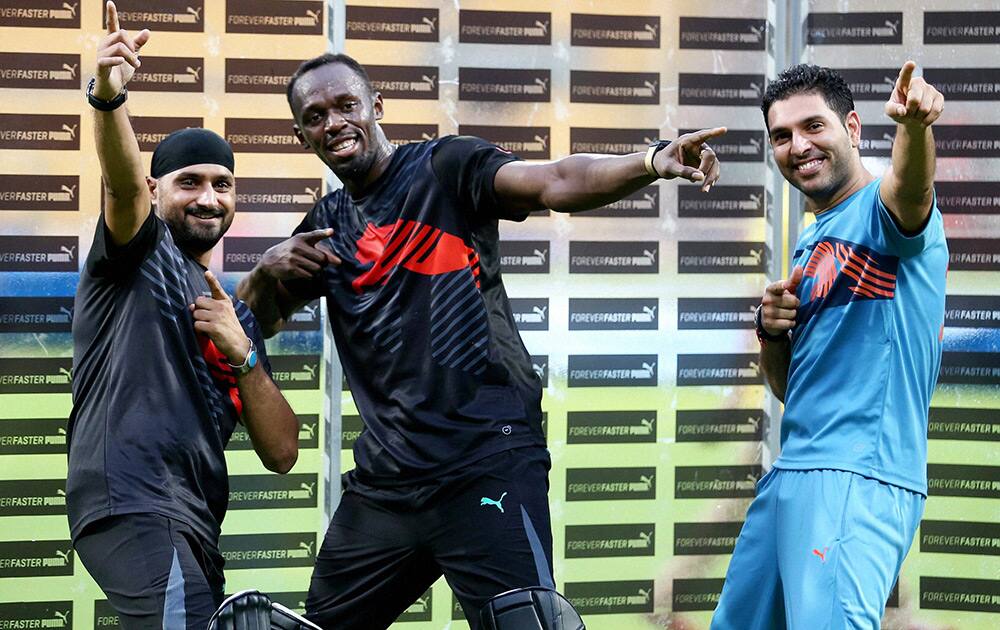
(285, 53), (374, 112)
(761, 64), (855, 129)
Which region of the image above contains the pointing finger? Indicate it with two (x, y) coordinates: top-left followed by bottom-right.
(685, 126), (728, 145)
(301, 228), (334, 245)
(204, 270), (228, 300)
(106, 1), (119, 35)
(896, 61), (916, 93)
(785, 266), (804, 292)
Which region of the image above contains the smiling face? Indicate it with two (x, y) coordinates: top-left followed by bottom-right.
(290, 62), (387, 190)
(767, 91), (864, 206)
(151, 163), (235, 259)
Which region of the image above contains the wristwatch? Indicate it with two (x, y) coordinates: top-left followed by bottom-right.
(754, 304), (789, 344)
(86, 77), (128, 111)
(643, 140), (671, 178)
(227, 337), (258, 375)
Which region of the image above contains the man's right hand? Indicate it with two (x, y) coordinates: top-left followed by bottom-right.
(653, 126), (727, 192)
(760, 266), (803, 336)
(95, 1), (149, 101)
(260, 228), (341, 281)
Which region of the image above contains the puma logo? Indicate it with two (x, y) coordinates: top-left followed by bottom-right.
(812, 547), (829, 563)
(480, 492), (507, 513)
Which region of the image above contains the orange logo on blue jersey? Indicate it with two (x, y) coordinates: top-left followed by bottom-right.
(796, 237), (898, 329)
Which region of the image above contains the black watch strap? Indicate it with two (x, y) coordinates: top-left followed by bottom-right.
(87, 77), (128, 111)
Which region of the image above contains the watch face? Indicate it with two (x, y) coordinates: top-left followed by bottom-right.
(247, 350), (258, 370)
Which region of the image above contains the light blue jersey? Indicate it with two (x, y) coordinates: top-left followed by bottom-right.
(774, 178), (948, 494)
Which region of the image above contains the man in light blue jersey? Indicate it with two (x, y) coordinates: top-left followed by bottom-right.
(711, 62), (948, 629)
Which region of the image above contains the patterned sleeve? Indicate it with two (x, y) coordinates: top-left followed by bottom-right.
(431, 135), (527, 221)
(86, 210), (161, 279)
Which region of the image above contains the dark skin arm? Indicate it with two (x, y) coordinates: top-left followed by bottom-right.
(758, 266), (803, 402)
(236, 228), (340, 337)
(239, 128), (726, 333)
(193, 271), (299, 473)
(494, 127), (726, 213)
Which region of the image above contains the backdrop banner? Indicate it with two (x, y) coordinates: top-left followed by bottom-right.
(0, 1), (996, 629)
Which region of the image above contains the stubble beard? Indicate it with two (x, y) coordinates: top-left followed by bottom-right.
(326, 140), (382, 186)
(161, 206), (231, 257)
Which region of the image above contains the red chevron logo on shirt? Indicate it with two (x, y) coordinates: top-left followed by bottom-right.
(352, 219), (480, 293)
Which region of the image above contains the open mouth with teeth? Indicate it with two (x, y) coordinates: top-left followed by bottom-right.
(328, 135), (360, 158)
(187, 210), (223, 221)
(794, 157), (825, 176)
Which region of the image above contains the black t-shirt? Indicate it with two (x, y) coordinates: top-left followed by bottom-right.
(67, 212), (270, 544)
(286, 136), (545, 486)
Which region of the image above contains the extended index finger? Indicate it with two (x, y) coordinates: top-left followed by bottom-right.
(204, 270), (228, 300)
(897, 61), (916, 91)
(301, 228), (334, 245)
(683, 126), (728, 145)
(784, 265), (804, 292)
(106, 1), (120, 34)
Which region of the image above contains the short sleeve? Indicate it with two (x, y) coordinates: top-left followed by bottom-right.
(86, 210), (161, 279)
(431, 135), (525, 221)
(874, 187), (943, 258)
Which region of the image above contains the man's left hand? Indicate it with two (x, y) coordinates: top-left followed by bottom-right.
(885, 61), (944, 128)
(653, 127), (727, 192)
(191, 271), (249, 365)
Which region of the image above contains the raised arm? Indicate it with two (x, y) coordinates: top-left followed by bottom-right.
(493, 127), (726, 214)
(879, 61), (944, 233)
(93, 1), (151, 246)
(193, 271), (299, 473)
(757, 267), (803, 403)
(236, 228), (340, 337)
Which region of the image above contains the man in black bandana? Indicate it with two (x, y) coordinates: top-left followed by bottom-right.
(68, 4), (300, 628)
(238, 51), (725, 629)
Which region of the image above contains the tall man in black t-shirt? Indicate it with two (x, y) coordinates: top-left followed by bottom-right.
(68, 4), (300, 628)
(237, 52), (725, 629)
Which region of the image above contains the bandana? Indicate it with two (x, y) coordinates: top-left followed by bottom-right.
(150, 128), (234, 178)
